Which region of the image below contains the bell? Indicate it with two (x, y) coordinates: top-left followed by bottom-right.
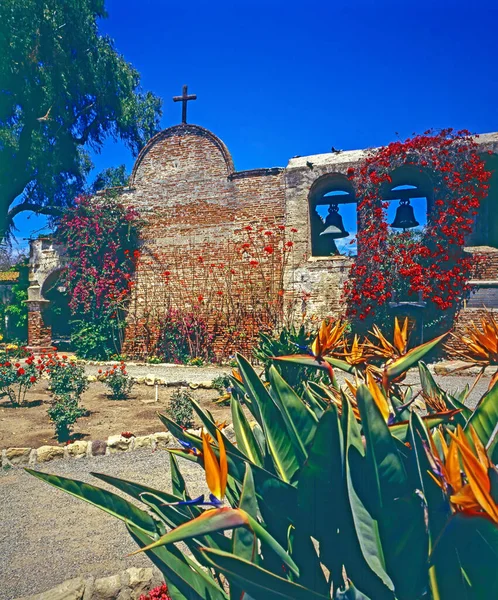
(390, 199), (419, 230)
(319, 204), (349, 239)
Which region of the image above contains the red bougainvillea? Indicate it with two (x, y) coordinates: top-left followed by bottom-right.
(57, 195), (142, 316)
(343, 129), (492, 327)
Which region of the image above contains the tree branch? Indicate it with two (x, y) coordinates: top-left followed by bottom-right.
(7, 202), (64, 221)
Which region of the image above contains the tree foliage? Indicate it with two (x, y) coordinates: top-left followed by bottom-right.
(0, 0), (162, 239)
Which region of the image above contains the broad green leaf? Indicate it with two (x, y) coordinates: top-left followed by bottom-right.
(268, 365), (318, 459)
(201, 548), (329, 600)
(274, 353), (355, 374)
(298, 404), (344, 591)
(231, 465), (259, 600)
(341, 399), (395, 599)
(170, 453), (189, 499)
(128, 524), (228, 600)
(389, 411), (460, 442)
(467, 380), (498, 461)
(237, 354), (300, 482)
(185, 393), (247, 460)
(134, 506), (299, 576)
(231, 398), (264, 466)
(386, 333), (448, 381)
(233, 465), (259, 561)
(430, 514), (498, 600)
(26, 469), (159, 537)
(357, 385), (428, 600)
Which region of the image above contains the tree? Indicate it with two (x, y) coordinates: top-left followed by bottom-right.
(91, 165), (129, 193)
(0, 0), (162, 240)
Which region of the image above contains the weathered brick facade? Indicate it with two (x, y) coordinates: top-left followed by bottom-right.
(26, 125), (498, 356)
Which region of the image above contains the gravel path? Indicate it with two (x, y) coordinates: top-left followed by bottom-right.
(0, 449), (204, 600)
(0, 370), (493, 600)
(84, 363), (231, 384)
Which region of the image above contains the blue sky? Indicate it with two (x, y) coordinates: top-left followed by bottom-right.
(13, 0), (498, 248)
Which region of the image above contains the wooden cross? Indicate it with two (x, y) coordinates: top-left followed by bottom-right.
(173, 85), (197, 124)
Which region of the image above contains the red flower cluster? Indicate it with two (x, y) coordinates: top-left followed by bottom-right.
(343, 129), (491, 322)
(139, 584), (171, 600)
(56, 196), (142, 317)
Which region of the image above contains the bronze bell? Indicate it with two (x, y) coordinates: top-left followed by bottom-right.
(319, 204), (350, 239)
(390, 199), (419, 230)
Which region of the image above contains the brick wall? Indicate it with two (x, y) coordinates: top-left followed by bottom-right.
(117, 125), (286, 358)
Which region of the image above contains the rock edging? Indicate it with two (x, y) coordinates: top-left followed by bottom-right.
(1, 424), (235, 469)
(14, 566), (164, 600)
(1, 431), (176, 468)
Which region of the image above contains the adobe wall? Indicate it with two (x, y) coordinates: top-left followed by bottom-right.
(117, 124), (286, 357)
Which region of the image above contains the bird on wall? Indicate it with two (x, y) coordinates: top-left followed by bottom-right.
(306, 161), (314, 169)
(331, 146), (343, 154)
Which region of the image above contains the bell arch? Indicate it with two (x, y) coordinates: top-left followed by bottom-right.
(308, 173), (357, 257)
(381, 166), (435, 231)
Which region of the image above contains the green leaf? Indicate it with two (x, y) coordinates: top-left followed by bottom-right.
(128, 524), (228, 600)
(170, 453), (189, 499)
(134, 506), (299, 576)
(430, 514), (498, 600)
(231, 465), (259, 600)
(341, 399), (395, 599)
(237, 354), (300, 482)
(25, 469), (159, 537)
(233, 464), (259, 562)
(201, 548), (329, 600)
(274, 353), (355, 374)
(467, 380), (498, 460)
(386, 333), (448, 381)
(268, 365), (318, 460)
(356, 385), (428, 600)
(231, 398), (264, 466)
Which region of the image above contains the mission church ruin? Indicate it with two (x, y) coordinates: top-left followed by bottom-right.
(25, 88), (498, 353)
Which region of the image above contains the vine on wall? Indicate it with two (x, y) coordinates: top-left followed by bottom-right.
(342, 129), (492, 332)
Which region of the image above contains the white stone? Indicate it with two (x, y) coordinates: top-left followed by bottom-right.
(66, 441), (88, 458)
(153, 431), (174, 448)
(107, 435), (133, 453)
(36, 445), (64, 462)
(133, 435), (154, 449)
(5, 447), (32, 465)
(144, 374), (156, 386)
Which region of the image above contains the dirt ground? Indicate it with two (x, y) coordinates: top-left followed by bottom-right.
(0, 381), (230, 448)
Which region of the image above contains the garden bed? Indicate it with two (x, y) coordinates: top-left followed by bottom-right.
(0, 380), (230, 448)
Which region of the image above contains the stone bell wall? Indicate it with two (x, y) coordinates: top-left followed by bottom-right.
(116, 125), (286, 358)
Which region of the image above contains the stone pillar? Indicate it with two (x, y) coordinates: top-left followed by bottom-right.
(26, 298), (53, 353)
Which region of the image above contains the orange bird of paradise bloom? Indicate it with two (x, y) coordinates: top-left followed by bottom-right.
(172, 429), (228, 509)
(428, 424), (498, 524)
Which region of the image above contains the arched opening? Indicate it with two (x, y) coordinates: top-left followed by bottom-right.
(381, 166), (434, 232)
(41, 269), (72, 350)
(309, 174), (357, 257)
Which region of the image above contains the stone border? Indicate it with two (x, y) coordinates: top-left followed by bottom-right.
(1, 431), (175, 468)
(15, 566), (164, 600)
(86, 374), (217, 388)
(1, 424), (235, 468)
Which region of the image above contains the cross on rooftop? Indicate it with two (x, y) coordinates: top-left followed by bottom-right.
(173, 85), (197, 124)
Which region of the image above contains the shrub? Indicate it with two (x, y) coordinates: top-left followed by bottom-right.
(47, 395), (86, 442)
(211, 374), (231, 405)
(42, 354), (88, 441)
(28, 319), (498, 599)
(160, 309), (214, 364)
(166, 389), (194, 428)
(253, 323), (325, 393)
(44, 354), (88, 402)
(100, 364), (134, 400)
(146, 356), (162, 364)
(0, 354), (39, 405)
(70, 318), (118, 360)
